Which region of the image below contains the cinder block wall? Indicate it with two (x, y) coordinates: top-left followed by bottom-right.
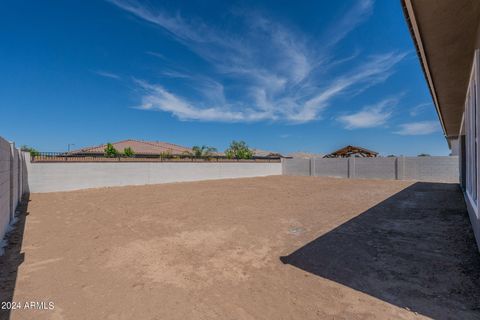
(284, 156), (459, 183)
(0, 138), (11, 239)
(0, 137), (26, 242)
(402, 156), (459, 181)
(25, 155), (283, 193)
(313, 158), (349, 178)
(282, 159), (311, 176)
(354, 157), (397, 180)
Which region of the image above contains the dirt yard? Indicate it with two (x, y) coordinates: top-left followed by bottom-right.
(0, 176), (479, 320)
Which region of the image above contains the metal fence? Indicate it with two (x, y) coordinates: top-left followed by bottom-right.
(30, 152), (282, 163)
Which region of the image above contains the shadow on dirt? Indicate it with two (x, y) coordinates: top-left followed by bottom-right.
(281, 182), (480, 319)
(0, 194), (30, 320)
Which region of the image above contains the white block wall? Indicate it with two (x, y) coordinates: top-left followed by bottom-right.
(25, 155), (283, 193)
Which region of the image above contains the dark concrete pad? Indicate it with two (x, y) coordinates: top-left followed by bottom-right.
(281, 182), (480, 320)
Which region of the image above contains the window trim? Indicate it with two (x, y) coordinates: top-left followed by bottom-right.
(465, 49), (480, 217)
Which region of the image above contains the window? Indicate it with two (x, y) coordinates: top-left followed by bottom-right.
(465, 50), (480, 210)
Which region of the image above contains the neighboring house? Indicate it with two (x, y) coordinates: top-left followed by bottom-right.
(288, 152), (324, 159)
(251, 148), (284, 158)
(323, 145), (378, 158)
(70, 139), (192, 155)
(402, 0), (480, 249)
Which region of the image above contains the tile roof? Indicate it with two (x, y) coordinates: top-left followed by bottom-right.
(251, 148), (284, 157)
(287, 152), (324, 159)
(71, 139), (191, 155)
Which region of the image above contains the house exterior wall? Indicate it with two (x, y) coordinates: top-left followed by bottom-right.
(460, 47), (480, 250)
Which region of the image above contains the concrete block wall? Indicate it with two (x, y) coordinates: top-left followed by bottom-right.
(0, 138), (11, 239)
(282, 159), (311, 176)
(0, 137), (27, 242)
(402, 156), (459, 182)
(354, 157), (397, 180)
(284, 156), (459, 183)
(25, 154), (283, 193)
(10, 146), (19, 213)
(313, 158), (349, 178)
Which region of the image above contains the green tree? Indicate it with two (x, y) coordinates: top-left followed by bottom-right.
(123, 147), (135, 157)
(191, 145), (217, 158)
(20, 145), (40, 157)
(417, 153), (431, 157)
(104, 143), (119, 158)
(225, 141), (253, 159)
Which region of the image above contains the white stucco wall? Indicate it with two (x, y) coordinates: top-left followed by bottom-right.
(25, 155), (282, 193)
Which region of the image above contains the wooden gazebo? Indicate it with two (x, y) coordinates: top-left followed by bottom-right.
(323, 145), (378, 158)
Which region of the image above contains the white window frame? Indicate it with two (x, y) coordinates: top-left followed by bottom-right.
(465, 50), (480, 218)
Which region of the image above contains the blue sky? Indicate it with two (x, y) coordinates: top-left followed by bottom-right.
(1, 0), (450, 155)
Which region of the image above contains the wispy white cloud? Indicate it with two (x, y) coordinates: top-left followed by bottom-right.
(323, 0), (374, 48)
(134, 51), (404, 123)
(409, 102), (431, 116)
(109, 0), (405, 123)
(291, 52), (406, 122)
(394, 121), (441, 135)
(145, 51), (166, 59)
(93, 70), (121, 80)
(337, 97), (397, 129)
(159, 70), (192, 79)
(134, 80), (270, 122)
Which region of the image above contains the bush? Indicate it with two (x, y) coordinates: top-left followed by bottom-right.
(191, 145), (217, 158)
(225, 141), (253, 159)
(123, 147), (135, 157)
(159, 151), (172, 159)
(20, 145), (40, 157)
(104, 143), (119, 158)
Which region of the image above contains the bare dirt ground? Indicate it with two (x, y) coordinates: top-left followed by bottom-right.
(0, 176), (479, 320)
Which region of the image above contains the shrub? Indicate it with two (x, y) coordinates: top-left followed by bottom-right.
(225, 141), (253, 159)
(159, 151), (172, 159)
(182, 150), (193, 158)
(20, 145), (40, 157)
(123, 147), (135, 157)
(191, 145), (217, 158)
(104, 143), (119, 158)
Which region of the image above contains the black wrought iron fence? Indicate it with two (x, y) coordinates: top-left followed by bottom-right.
(30, 152), (282, 163)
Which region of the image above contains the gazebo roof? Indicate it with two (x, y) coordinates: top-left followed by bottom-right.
(323, 145), (378, 158)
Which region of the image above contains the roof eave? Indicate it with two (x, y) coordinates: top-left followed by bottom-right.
(401, 0), (449, 143)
